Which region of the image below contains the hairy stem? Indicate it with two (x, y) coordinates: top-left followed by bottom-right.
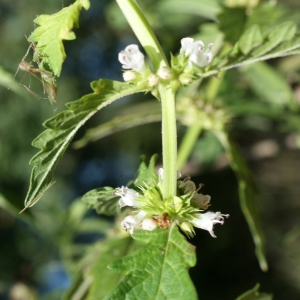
(116, 0), (178, 199)
(160, 85), (177, 198)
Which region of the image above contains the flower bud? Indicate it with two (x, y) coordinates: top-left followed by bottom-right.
(148, 74), (159, 87)
(157, 67), (172, 80)
(179, 73), (193, 86)
(122, 70), (137, 82)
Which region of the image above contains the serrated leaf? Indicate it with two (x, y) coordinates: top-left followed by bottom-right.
(63, 237), (140, 300)
(215, 132), (268, 272)
(82, 187), (120, 216)
(85, 237), (139, 300)
(236, 283), (273, 300)
(239, 25), (263, 55)
(73, 101), (161, 149)
(28, 0), (90, 77)
(23, 79), (149, 210)
(133, 154), (159, 187)
(105, 227), (197, 300)
(251, 21), (297, 57)
(202, 22), (300, 78)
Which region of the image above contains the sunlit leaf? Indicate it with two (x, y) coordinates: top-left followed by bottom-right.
(28, 0), (90, 77)
(133, 154), (159, 188)
(239, 25), (263, 55)
(203, 22), (300, 77)
(104, 226), (197, 300)
(23, 80), (149, 210)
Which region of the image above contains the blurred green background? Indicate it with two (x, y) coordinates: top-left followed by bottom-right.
(1, 0), (300, 299)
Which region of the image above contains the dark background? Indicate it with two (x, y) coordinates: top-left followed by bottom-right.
(1, 0), (300, 299)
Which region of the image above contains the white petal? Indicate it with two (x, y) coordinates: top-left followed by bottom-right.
(115, 186), (140, 208)
(118, 44), (146, 72)
(141, 218), (157, 231)
(184, 40), (213, 68)
(120, 210), (148, 234)
(180, 37), (195, 56)
(192, 211), (229, 238)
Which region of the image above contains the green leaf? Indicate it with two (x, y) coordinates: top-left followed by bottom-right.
(63, 237), (140, 300)
(105, 226), (197, 300)
(236, 283), (273, 300)
(239, 25), (263, 55)
(157, 0), (221, 21)
(86, 237), (138, 300)
(0, 66), (27, 97)
(218, 6), (247, 44)
(215, 132), (268, 272)
(251, 21), (297, 57)
(192, 131), (223, 167)
(23, 79), (149, 210)
(240, 61), (296, 109)
(245, 2), (291, 31)
(203, 22), (300, 77)
(73, 101), (161, 149)
(133, 154), (159, 187)
(82, 187), (120, 216)
(28, 0), (90, 77)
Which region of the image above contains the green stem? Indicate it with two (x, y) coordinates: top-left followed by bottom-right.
(115, 0), (168, 70)
(177, 121), (202, 171)
(116, 0), (178, 199)
(160, 85), (177, 198)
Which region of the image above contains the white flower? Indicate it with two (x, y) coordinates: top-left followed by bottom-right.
(192, 211), (229, 238)
(180, 37), (213, 68)
(121, 210), (147, 234)
(141, 218), (157, 231)
(118, 44), (147, 72)
(180, 37), (196, 56)
(114, 186), (140, 208)
(158, 168), (181, 181)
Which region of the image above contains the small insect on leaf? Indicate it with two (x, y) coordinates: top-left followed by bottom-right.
(14, 39), (57, 104)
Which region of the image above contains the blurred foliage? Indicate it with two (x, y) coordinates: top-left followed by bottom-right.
(1, 0), (300, 299)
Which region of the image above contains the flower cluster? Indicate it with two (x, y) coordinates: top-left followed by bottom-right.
(114, 168), (229, 238)
(114, 186), (158, 234)
(118, 37), (214, 89)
